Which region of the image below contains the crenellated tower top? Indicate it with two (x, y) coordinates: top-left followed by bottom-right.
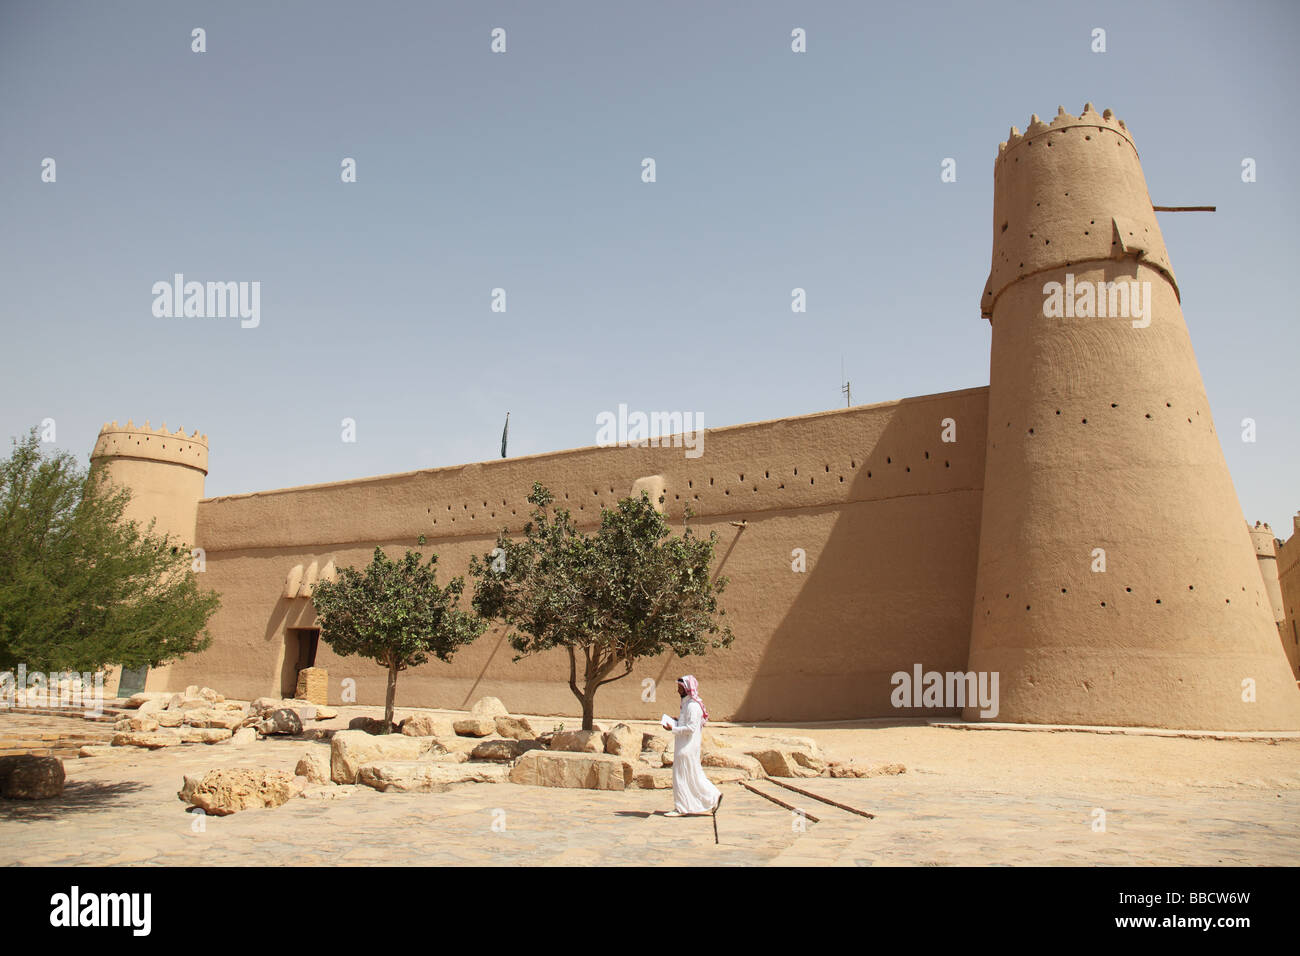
(91, 419), (209, 475)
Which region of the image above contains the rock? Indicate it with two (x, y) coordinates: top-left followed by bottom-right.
(702, 732), (728, 753)
(641, 732), (670, 753)
(155, 710), (183, 728)
(177, 698), (209, 711)
(452, 717), (496, 737)
(177, 768), (303, 815)
(185, 685), (199, 697)
(401, 714), (457, 738)
(701, 750), (766, 779)
(432, 735), (480, 756)
(826, 761), (906, 778)
(300, 784), (352, 801)
(330, 729), (440, 784)
(508, 750), (626, 791)
(294, 666), (329, 705)
(164, 693), (185, 710)
(249, 697), (282, 716)
(550, 729), (604, 753)
(603, 723), (640, 757)
(765, 734), (821, 757)
(470, 696), (508, 721)
(0, 755), (65, 799)
(660, 750), (674, 767)
(112, 731), (181, 749)
(116, 715), (159, 733)
(470, 738), (538, 761)
(314, 706), (338, 720)
(358, 761), (511, 792)
(703, 768), (747, 785)
(633, 768), (674, 789)
(348, 716), (398, 735)
(124, 691), (170, 709)
(179, 728), (233, 744)
(186, 710), (245, 731)
(744, 748), (819, 778)
(493, 715), (535, 739)
(136, 698), (166, 716)
(226, 727), (258, 747)
(199, 687), (223, 703)
(790, 751), (826, 774)
(78, 745), (117, 758)
(295, 750), (331, 785)
(257, 708), (304, 736)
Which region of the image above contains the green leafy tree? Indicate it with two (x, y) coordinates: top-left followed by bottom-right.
(310, 540), (488, 733)
(0, 428), (220, 673)
(470, 483), (733, 730)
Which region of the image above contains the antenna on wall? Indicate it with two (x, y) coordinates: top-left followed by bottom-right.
(841, 357), (851, 407)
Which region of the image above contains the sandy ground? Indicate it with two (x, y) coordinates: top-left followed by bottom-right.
(2, 706), (1296, 866)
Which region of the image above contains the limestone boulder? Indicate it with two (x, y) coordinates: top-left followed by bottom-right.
(632, 767), (673, 790)
(401, 714), (457, 738)
(494, 715), (535, 740)
(330, 729), (441, 784)
(641, 732), (670, 754)
(745, 748), (820, 778)
(826, 761), (906, 778)
(703, 768), (747, 785)
(249, 697), (282, 716)
(124, 691), (170, 709)
(508, 750), (626, 791)
(315, 706), (338, 720)
(78, 745), (117, 758)
(155, 710), (183, 728)
(348, 716), (398, 735)
(179, 728), (233, 744)
(660, 750), (674, 767)
(112, 731), (180, 749)
(702, 750), (766, 779)
(115, 715), (159, 733)
(295, 750), (331, 785)
(470, 696), (508, 721)
(550, 729), (604, 753)
(470, 738), (540, 762)
(178, 768), (303, 815)
(452, 717), (496, 737)
(136, 698), (166, 717)
(199, 687), (223, 703)
(358, 761), (511, 792)
(791, 751), (826, 774)
(0, 755), (65, 799)
(186, 710), (245, 731)
(300, 784), (353, 801)
(434, 734), (480, 755)
(603, 723), (640, 757)
(257, 708), (304, 736)
(226, 727), (258, 747)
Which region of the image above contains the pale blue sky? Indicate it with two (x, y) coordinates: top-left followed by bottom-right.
(2, 1), (1297, 532)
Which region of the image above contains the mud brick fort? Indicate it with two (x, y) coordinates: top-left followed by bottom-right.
(88, 106), (1300, 730)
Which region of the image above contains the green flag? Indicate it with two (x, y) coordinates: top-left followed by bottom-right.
(500, 412), (509, 458)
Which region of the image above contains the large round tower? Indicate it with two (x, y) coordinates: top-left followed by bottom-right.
(965, 105), (1300, 730)
(90, 419), (208, 548)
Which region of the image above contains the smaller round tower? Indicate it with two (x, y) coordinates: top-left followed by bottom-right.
(89, 420), (208, 549)
(1248, 520), (1285, 627)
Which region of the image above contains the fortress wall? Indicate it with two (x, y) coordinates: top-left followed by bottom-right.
(1275, 520), (1300, 681)
(164, 386), (989, 721)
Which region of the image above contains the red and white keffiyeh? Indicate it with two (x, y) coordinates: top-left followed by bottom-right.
(678, 675), (708, 723)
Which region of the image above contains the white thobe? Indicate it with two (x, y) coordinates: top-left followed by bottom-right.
(669, 698), (721, 814)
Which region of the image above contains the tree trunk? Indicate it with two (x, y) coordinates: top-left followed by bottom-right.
(383, 657), (398, 734)
(581, 690), (596, 731)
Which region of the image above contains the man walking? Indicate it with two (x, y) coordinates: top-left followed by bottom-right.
(662, 675), (722, 817)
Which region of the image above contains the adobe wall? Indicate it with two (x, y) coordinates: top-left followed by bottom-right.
(1275, 518), (1300, 681)
(163, 386), (989, 722)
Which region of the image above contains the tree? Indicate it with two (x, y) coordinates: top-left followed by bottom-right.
(470, 482), (734, 730)
(0, 428), (220, 673)
(310, 540), (488, 733)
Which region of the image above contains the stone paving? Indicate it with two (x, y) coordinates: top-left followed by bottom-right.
(1, 712), (1296, 866)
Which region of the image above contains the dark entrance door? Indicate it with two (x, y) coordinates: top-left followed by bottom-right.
(281, 627), (320, 698)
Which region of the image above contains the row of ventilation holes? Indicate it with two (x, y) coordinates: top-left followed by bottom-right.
(429, 455), (954, 524)
(129, 437), (201, 457)
(991, 403), (1201, 449)
(983, 584), (1257, 613)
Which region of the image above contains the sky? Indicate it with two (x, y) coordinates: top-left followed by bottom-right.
(2, 0), (1298, 533)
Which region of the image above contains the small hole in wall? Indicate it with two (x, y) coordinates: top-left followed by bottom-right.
(1111, 403), (1118, 408)
(1001, 222), (1008, 233)
(944, 461), (950, 468)
(905, 466), (910, 473)
(1028, 428), (1035, 435)
(1081, 418), (1088, 424)
(887, 456), (892, 464)
(709, 477), (714, 486)
(793, 468), (798, 476)
(838, 476), (844, 483)
(1026, 605), (1031, 610)
(1145, 413), (1152, 419)
(824, 464), (830, 473)
(765, 470), (769, 478)
(1126, 587), (1132, 592)
(1155, 599), (1162, 604)
(1055, 410), (1061, 415)
(1100, 601), (1106, 606)
(867, 471), (872, 478)
(810, 477), (815, 485)
(1061, 588), (1067, 593)
(1188, 585), (1194, 590)
(924, 451), (929, 459)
